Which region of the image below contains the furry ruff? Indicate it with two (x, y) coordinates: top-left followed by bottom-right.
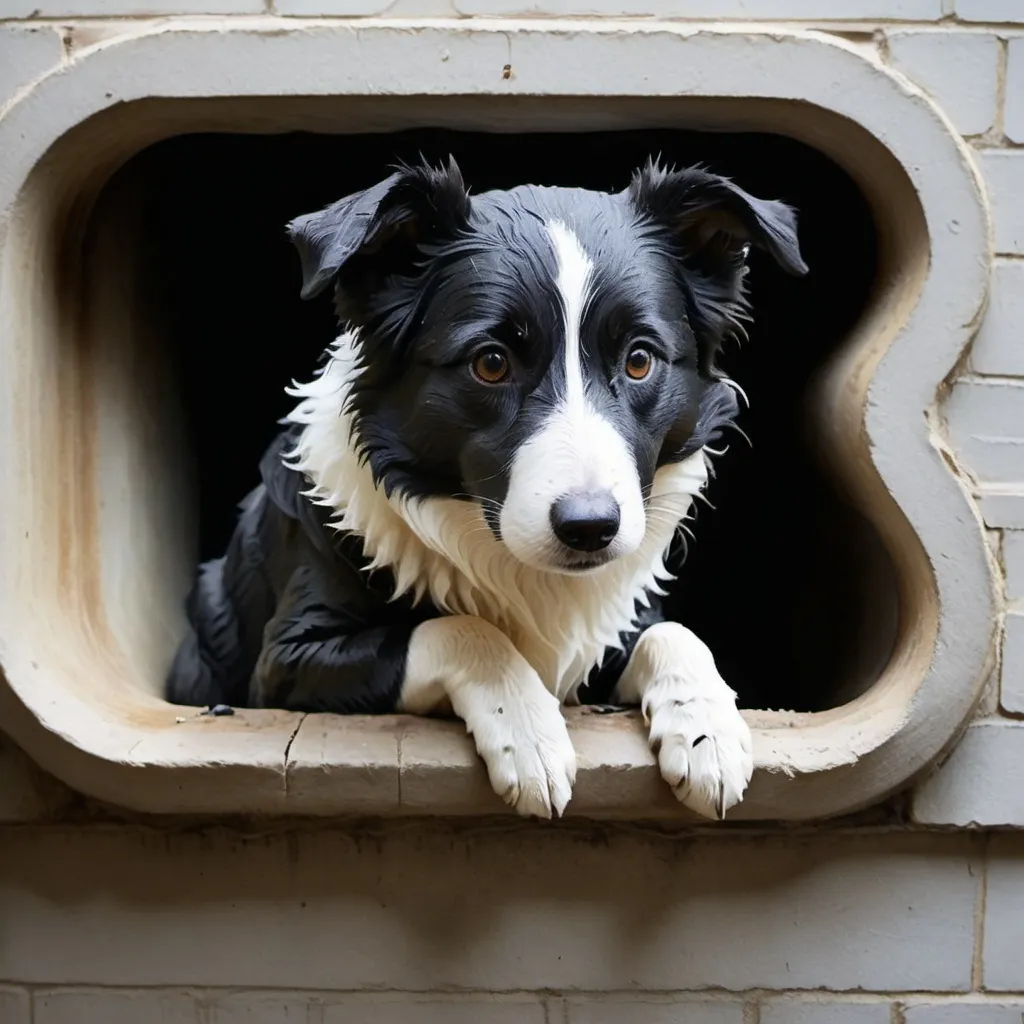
(284, 330), (711, 702)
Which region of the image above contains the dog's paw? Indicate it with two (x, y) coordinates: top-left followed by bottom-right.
(648, 692), (753, 820)
(468, 685), (577, 819)
(617, 621), (753, 820)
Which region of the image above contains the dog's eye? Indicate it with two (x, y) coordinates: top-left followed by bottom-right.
(625, 347), (653, 381)
(472, 348), (511, 384)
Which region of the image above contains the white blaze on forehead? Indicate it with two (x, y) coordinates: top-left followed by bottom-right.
(497, 218), (647, 572)
(545, 220), (593, 406)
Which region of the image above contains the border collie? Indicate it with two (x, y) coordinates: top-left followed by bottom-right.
(166, 156), (807, 820)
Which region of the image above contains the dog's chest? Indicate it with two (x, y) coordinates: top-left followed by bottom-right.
(283, 340), (710, 702)
(490, 608), (615, 702)
(431, 550), (676, 702)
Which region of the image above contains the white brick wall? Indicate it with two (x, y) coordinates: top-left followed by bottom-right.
(955, 0), (1024, 21)
(976, 151), (1024, 254)
(30, 991), (556, 1024)
(18, 989), (1024, 1024)
(905, 1006), (1024, 1023)
(1003, 530), (1024, 597)
(0, 988), (30, 1024)
(760, 1001), (891, 1023)
(912, 722), (1024, 825)
(0, 828), (998, 1019)
(3, 0), (1024, 1016)
(0, 830), (985, 992)
(563, 998), (745, 1023)
(1001, 611), (1024, 713)
(1006, 38), (1024, 145)
(888, 31), (999, 136)
(35, 991), (201, 1024)
(982, 839), (1024, 992)
(947, 378), (1024, 483)
(2, 0), (261, 14)
(970, 261), (1024, 377)
(0, 25), (63, 111)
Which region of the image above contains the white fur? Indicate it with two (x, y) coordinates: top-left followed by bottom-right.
(549, 219), (590, 410)
(499, 221), (646, 569)
(284, 331), (708, 702)
(616, 621), (754, 819)
(400, 616), (576, 818)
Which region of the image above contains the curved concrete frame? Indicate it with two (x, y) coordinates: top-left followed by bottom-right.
(0, 21), (996, 820)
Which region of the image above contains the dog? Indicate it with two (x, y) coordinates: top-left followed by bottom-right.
(166, 156), (807, 820)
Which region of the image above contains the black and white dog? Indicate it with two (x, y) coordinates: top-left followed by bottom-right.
(166, 156), (807, 821)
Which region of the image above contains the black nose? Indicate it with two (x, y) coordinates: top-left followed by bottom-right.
(550, 491), (621, 552)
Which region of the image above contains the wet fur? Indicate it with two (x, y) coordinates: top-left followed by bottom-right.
(166, 156), (806, 818)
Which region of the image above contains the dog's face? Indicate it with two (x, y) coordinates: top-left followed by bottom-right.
(288, 158), (806, 574)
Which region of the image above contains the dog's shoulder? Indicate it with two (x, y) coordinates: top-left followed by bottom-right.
(258, 427), (430, 617)
(258, 427), (336, 554)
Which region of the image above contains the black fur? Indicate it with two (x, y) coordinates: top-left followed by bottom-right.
(167, 429), (438, 712)
(166, 157), (805, 712)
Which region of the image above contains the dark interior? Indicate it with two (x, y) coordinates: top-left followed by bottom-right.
(109, 127), (891, 713)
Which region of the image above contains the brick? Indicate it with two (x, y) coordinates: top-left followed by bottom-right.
(912, 721), (1024, 826)
(0, 26), (63, 112)
(761, 1002), (891, 1024)
(1003, 530), (1024, 598)
(1, 0), (261, 13)
(35, 990), (199, 1024)
(0, 830), (980, 992)
(971, 261), (1024, 377)
(977, 150), (1024, 254)
(0, 987), (30, 1024)
(1008, 40), (1024, 144)
(276, 0), (438, 12)
(978, 489), (1024, 529)
(203, 994), (552, 1024)
(454, 0), (942, 14)
(1001, 610), (1024, 713)
(946, 378), (1024, 483)
(985, 837), (1024, 991)
(905, 1003), (1024, 1022)
(322, 997), (547, 1024)
(888, 32), (999, 136)
(209, 993), (323, 1023)
(565, 998), (744, 1023)
(956, 0), (1024, 20)
(209, 993), (547, 1024)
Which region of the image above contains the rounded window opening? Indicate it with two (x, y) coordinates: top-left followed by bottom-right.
(100, 126), (886, 716)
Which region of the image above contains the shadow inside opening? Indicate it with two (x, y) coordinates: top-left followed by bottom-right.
(109, 127), (889, 713)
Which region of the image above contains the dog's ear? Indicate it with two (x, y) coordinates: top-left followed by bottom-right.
(625, 160), (807, 374)
(286, 156), (471, 302)
(625, 159), (808, 281)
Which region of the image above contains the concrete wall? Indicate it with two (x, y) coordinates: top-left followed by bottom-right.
(3, 3), (1024, 1021)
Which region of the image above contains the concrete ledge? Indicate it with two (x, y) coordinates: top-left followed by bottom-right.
(0, 20), (996, 821)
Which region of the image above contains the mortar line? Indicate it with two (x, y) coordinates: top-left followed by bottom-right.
(972, 831), (991, 991)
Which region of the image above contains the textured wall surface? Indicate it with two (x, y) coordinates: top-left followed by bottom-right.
(2, 4), (1024, 1021)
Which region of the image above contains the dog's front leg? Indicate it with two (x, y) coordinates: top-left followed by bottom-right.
(400, 616), (577, 819)
(615, 622), (753, 819)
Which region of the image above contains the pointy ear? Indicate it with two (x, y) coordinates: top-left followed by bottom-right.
(286, 156), (472, 303)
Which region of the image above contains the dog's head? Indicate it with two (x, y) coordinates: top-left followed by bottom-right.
(288, 156), (807, 574)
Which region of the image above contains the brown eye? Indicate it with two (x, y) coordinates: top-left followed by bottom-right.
(472, 348), (510, 384)
(625, 347), (653, 381)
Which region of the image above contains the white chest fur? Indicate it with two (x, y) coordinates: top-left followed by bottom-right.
(284, 334), (710, 701)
